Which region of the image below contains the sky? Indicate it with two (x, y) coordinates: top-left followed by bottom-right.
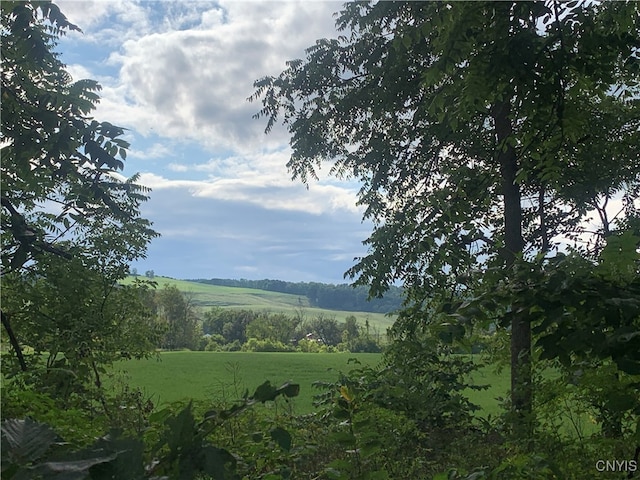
(49, 1), (635, 284)
(53, 0), (371, 283)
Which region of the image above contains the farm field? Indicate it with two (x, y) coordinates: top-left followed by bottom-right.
(122, 276), (396, 332)
(111, 351), (510, 416)
(111, 352), (383, 413)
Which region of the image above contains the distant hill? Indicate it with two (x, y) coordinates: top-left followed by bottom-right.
(186, 278), (403, 314)
(124, 275), (399, 332)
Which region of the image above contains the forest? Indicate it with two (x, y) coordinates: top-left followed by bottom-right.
(1, 1), (639, 479)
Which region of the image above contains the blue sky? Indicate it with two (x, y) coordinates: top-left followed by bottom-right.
(54, 1), (370, 283)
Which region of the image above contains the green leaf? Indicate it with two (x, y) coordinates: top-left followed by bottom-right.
(270, 427), (292, 451)
(90, 434), (145, 480)
(10, 246), (28, 271)
(633, 418), (640, 444)
(1, 418), (58, 463)
(27, 455), (118, 479)
(251, 381), (300, 403)
(332, 407), (351, 420)
(277, 382), (300, 398)
(251, 381), (277, 403)
(615, 358), (640, 376)
(605, 391), (638, 412)
(163, 403), (196, 452)
(597, 231), (640, 283)
(199, 445), (236, 480)
(328, 431), (356, 446)
(360, 438), (382, 457)
(148, 408), (173, 424)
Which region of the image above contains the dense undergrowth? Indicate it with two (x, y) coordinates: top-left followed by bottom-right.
(3, 339), (639, 479)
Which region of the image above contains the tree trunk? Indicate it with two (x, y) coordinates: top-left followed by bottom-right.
(492, 100), (532, 442)
(1, 309), (27, 371)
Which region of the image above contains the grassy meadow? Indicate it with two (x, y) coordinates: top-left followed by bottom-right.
(111, 351), (511, 417)
(112, 352), (384, 413)
(123, 275), (396, 332)
(110, 279), (516, 423)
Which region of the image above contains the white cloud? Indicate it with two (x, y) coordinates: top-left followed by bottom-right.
(59, 1), (341, 151)
(52, 1), (371, 282)
(57, 1), (359, 213)
(132, 186), (370, 282)
(55, 1), (120, 30)
(128, 142), (173, 160)
(55, 0), (172, 45)
(137, 167), (361, 216)
(65, 63), (94, 82)
(168, 163), (189, 172)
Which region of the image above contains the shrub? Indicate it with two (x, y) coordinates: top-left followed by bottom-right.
(242, 338), (295, 352)
(203, 334), (226, 351)
(297, 338), (322, 353)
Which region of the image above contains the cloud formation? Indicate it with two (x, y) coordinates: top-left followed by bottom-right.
(61, 1), (339, 150)
(132, 187), (371, 283)
(53, 1), (369, 282)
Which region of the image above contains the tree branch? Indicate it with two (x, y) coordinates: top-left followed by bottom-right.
(1, 310), (27, 371)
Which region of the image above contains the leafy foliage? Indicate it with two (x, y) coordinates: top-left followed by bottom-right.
(1, 261), (162, 409)
(454, 232), (640, 377)
(452, 232), (640, 444)
(1, 381), (300, 480)
(0, 5), (166, 469)
(154, 285), (200, 351)
(201, 308), (383, 352)
(1, 1), (157, 276)
(3, 1), (639, 477)
(1, 0), (158, 382)
(251, 1), (638, 294)
(251, 0), (640, 436)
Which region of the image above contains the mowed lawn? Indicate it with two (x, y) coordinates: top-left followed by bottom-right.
(112, 352), (511, 416)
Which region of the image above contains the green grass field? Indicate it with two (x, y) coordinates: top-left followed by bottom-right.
(111, 352), (511, 416)
(111, 352), (384, 413)
(123, 276), (396, 332)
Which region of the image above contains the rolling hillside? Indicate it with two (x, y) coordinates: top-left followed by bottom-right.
(123, 276), (396, 332)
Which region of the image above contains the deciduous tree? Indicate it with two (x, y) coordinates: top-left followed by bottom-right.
(1, 257), (163, 409)
(1, 1), (158, 367)
(251, 1), (640, 437)
(155, 285), (199, 350)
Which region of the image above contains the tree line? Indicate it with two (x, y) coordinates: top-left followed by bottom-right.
(201, 307), (382, 353)
(188, 277), (403, 313)
(134, 281), (384, 353)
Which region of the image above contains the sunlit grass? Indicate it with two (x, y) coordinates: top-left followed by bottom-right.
(111, 351), (384, 414)
(112, 351), (598, 436)
(112, 351), (511, 417)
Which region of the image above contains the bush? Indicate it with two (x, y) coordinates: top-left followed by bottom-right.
(203, 334), (226, 351)
(222, 340), (242, 351)
(297, 338), (322, 353)
(0, 381), (105, 448)
(242, 338), (295, 352)
(2, 380), (301, 480)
